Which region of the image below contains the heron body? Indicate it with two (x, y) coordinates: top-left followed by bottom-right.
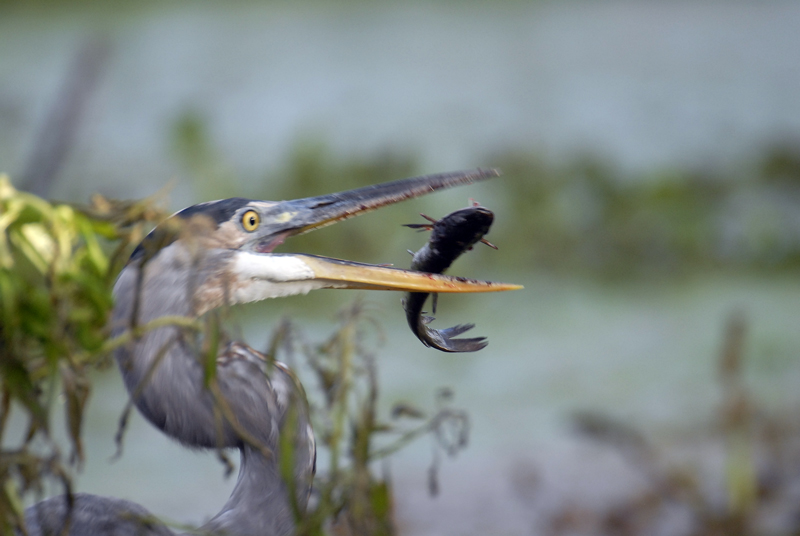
(25, 494), (173, 536)
(23, 169), (520, 536)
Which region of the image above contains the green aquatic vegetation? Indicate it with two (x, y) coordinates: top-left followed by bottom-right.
(492, 148), (800, 276)
(0, 176), (166, 533)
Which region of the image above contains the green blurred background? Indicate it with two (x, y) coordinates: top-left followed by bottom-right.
(2, 1), (800, 534)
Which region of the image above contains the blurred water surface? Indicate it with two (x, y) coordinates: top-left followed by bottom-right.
(2, 2), (800, 203)
(3, 1), (800, 534)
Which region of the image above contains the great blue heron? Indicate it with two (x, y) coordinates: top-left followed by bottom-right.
(23, 169), (519, 536)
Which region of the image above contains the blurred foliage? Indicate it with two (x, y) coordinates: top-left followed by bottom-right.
(0, 176), (165, 534)
(267, 303), (469, 536)
(492, 146), (800, 277)
(539, 313), (800, 536)
(171, 110), (240, 202)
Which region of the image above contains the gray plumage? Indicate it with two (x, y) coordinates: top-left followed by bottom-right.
(25, 494), (173, 536)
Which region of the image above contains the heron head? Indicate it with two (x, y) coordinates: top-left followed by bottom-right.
(126, 169), (520, 315)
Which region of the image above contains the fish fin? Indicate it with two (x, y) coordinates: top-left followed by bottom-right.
(403, 223), (433, 231)
(445, 337), (488, 352)
(425, 323), (488, 352)
(439, 324), (476, 337)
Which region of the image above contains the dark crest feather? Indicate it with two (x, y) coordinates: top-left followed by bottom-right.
(129, 198), (252, 262)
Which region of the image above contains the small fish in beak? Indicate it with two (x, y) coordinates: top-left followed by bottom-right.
(402, 203), (501, 352)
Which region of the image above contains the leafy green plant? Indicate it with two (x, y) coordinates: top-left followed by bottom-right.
(0, 175), (165, 533)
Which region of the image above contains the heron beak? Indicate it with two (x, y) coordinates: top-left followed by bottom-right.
(260, 168), (502, 238)
(293, 254), (522, 293)
(253, 169), (521, 294)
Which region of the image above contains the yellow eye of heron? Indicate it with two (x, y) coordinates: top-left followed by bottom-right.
(242, 210), (260, 232)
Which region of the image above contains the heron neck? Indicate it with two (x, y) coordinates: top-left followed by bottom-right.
(111, 253), (244, 449)
(201, 446), (296, 536)
(111, 250), (310, 534)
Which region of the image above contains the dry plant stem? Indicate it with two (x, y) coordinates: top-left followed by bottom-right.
(211, 397), (235, 477)
(0, 392), (10, 444)
(100, 316), (202, 355)
(1, 180), (168, 535)
(329, 321), (356, 483)
(370, 407), (467, 463)
(207, 380), (273, 461)
(719, 312), (756, 526)
(21, 38), (109, 197)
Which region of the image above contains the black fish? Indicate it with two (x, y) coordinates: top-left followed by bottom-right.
(403, 205), (495, 352)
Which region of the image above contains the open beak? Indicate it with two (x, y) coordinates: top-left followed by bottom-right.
(258, 169), (522, 294)
(260, 168), (500, 236)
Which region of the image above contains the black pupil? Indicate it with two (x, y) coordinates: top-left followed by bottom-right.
(248, 215), (255, 226)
